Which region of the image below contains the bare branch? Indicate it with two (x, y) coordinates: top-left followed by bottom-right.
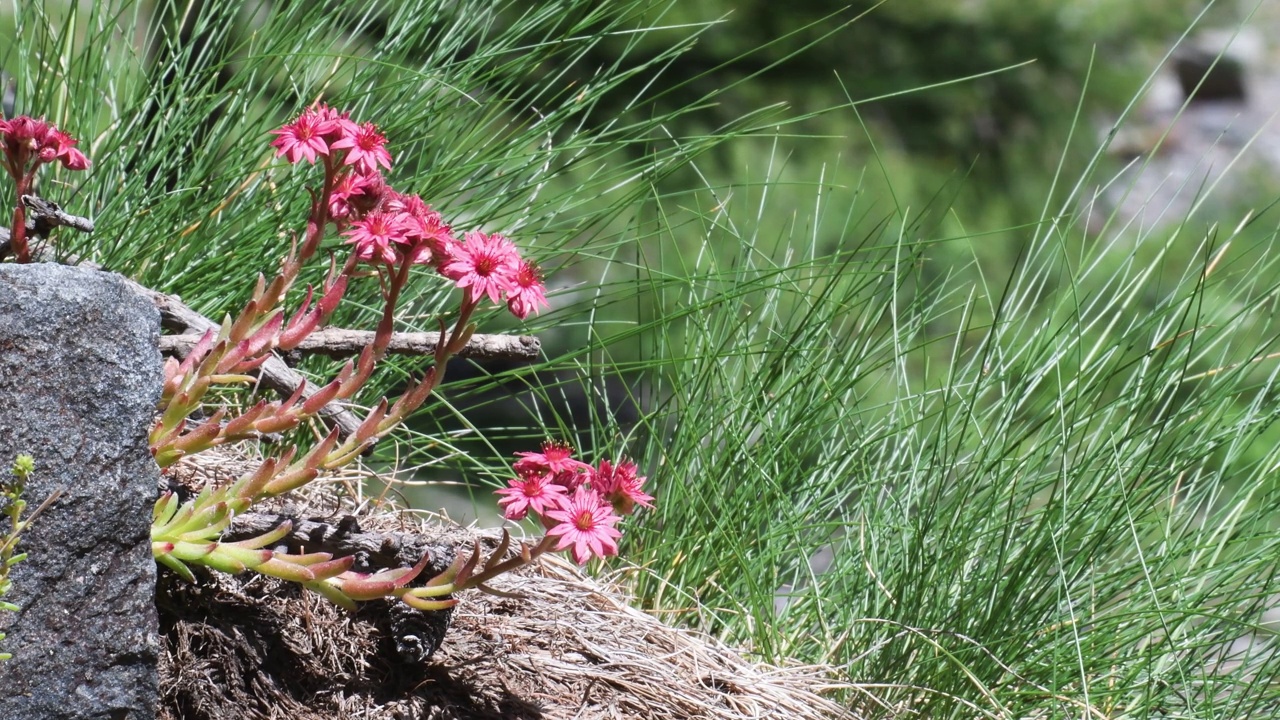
(21, 194), (95, 233)
(158, 327), (540, 362)
(0, 193), (95, 256)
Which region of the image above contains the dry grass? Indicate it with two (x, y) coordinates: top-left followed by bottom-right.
(157, 448), (857, 720)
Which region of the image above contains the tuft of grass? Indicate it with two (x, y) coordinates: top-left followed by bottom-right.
(604, 30), (1280, 719)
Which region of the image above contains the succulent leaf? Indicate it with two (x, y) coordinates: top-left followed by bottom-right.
(225, 520), (292, 549)
(306, 579), (358, 611)
(399, 593), (457, 612)
(170, 540), (218, 562)
(156, 550), (196, 583)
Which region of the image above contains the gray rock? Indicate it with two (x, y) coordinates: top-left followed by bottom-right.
(0, 263), (161, 720)
(1173, 28), (1264, 103)
(1095, 26), (1280, 234)
(1175, 49), (1247, 103)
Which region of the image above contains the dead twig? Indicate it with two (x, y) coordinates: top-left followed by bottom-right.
(226, 510), (453, 571)
(159, 327), (540, 362)
(0, 194), (95, 256)
(20, 194), (94, 233)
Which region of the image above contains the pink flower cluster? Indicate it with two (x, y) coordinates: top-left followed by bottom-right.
(496, 442), (654, 564)
(270, 105), (548, 319)
(0, 115), (90, 180)
(1, 115), (91, 263)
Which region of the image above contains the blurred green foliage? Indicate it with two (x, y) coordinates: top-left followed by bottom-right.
(486, 0), (1213, 309)
(566, 1), (1198, 175)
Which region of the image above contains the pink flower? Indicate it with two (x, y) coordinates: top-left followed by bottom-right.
(331, 121), (392, 175)
(342, 210), (408, 264)
(270, 106), (344, 164)
(495, 473), (568, 521)
(328, 170), (384, 220)
(440, 231), (520, 305)
(514, 440), (590, 477)
(1, 115), (52, 148)
(550, 468), (587, 492)
(506, 258), (549, 320)
(312, 104), (352, 129)
(591, 458), (654, 516)
(0, 116), (88, 176)
(383, 192), (419, 215)
(388, 193), (455, 266)
(60, 147), (90, 171)
(545, 486), (623, 565)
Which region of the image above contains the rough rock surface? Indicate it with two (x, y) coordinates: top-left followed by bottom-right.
(1099, 25), (1280, 231)
(0, 263), (162, 720)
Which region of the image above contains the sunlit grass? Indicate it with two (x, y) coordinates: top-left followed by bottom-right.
(4, 1), (1280, 717)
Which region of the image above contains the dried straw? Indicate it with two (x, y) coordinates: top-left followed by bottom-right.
(158, 448), (858, 720)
